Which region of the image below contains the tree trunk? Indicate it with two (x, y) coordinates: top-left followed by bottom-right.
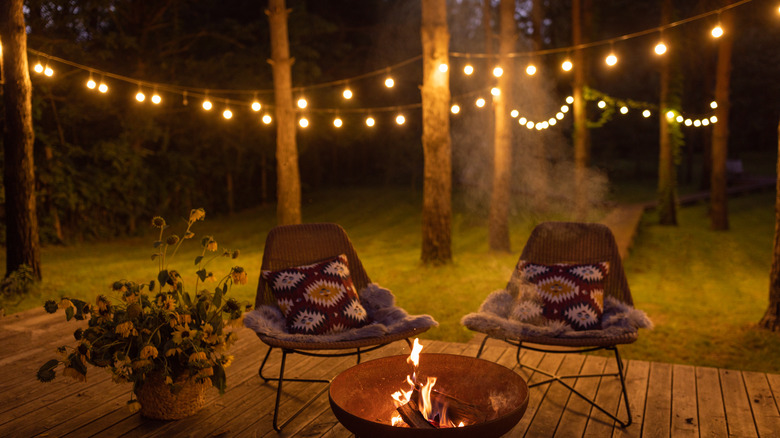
(760, 120), (780, 331)
(572, 0), (590, 219)
(1, 0), (42, 281)
(710, 6), (733, 231)
(420, 0), (452, 264)
(657, 0), (677, 226)
(267, 0), (301, 225)
(488, 0), (514, 252)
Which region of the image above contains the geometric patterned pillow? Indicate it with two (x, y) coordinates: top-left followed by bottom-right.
(261, 254), (372, 335)
(516, 260), (609, 331)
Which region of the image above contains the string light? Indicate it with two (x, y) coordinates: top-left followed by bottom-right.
(366, 116), (375, 127)
(98, 78), (108, 93)
(202, 97), (213, 111)
(492, 66), (503, 77)
(44, 65), (54, 76)
(86, 73), (96, 89)
(598, 100), (607, 109)
(297, 98), (307, 109)
(548, 118), (557, 126)
(223, 108), (233, 119)
(676, 115), (684, 123)
(135, 89), (146, 102)
(438, 63), (448, 73)
(526, 121), (535, 129)
(463, 65), (474, 75)
(475, 98), (486, 108)
(510, 109), (519, 118)
(33, 61), (44, 73)
(519, 117), (527, 125)
(561, 59), (573, 72)
(605, 51), (618, 66)
(666, 111), (675, 120)
(620, 106), (629, 114)
(384, 77), (394, 88)
(685, 119), (693, 126)
(526, 64), (536, 75)
(561, 105), (569, 113)
(643, 109), (652, 118)
(556, 112), (564, 120)
(395, 114), (406, 125)
(262, 114), (272, 124)
(712, 14), (724, 38)
(451, 104), (460, 114)
(151, 91), (162, 104)
(491, 87), (500, 96)
(565, 96), (574, 104)
(333, 117), (343, 127)
(251, 96), (261, 111)
(710, 115), (718, 123)
(710, 101), (718, 109)
(342, 88), (353, 99)
(654, 40), (667, 55)
(298, 117), (308, 128)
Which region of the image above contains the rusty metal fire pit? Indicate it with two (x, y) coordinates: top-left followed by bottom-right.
(329, 353), (529, 437)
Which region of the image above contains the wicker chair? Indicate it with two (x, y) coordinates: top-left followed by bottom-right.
(247, 223), (436, 431)
(463, 221), (650, 428)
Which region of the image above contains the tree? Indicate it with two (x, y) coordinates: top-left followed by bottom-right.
(760, 120), (780, 332)
(1, 0), (42, 281)
(420, 0), (452, 264)
(710, 6), (734, 231)
(488, 0), (515, 252)
(267, 0), (301, 225)
(657, 0), (678, 226)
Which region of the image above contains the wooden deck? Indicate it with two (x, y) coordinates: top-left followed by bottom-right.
(2, 308), (780, 437)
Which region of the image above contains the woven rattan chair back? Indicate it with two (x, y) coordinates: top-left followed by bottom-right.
(254, 222), (371, 309)
(515, 221), (633, 306)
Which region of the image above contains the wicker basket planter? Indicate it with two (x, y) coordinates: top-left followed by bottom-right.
(134, 373), (210, 420)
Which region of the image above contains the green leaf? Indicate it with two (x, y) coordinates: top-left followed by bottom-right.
(211, 364), (227, 394)
(182, 292), (192, 307)
(196, 269), (207, 281)
(194, 255), (203, 266)
(37, 359), (59, 382)
(153, 241), (163, 248)
(212, 287), (223, 308)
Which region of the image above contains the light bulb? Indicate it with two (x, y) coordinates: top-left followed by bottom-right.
(510, 110), (519, 118)
(598, 100), (607, 109)
(151, 94), (162, 104)
(526, 121), (535, 129)
(518, 117), (527, 125)
(223, 109), (233, 119)
(643, 109), (651, 118)
(86, 79), (96, 89)
(561, 105), (569, 113)
(712, 25), (723, 38)
(343, 89), (353, 99)
(702, 119), (710, 126)
(694, 119), (702, 127)
(526, 64), (536, 75)
(298, 117), (308, 128)
(566, 96), (574, 104)
(710, 115), (718, 123)
(438, 63), (448, 73)
(334, 118), (343, 128)
(44, 66), (54, 76)
(251, 101), (261, 111)
(366, 117), (375, 127)
(395, 115), (405, 125)
(202, 99), (213, 110)
(562, 59), (573, 71)
(549, 118), (557, 126)
(262, 114), (272, 124)
(136, 91), (146, 102)
(491, 87), (500, 96)
(384, 77), (394, 88)
(606, 53), (618, 66)
(556, 112), (564, 120)
(297, 98), (307, 109)
(451, 104), (460, 114)
(33, 62), (44, 73)
(676, 115), (684, 123)
(492, 66), (503, 77)
(655, 42), (667, 55)
(98, 83), (108, 93)
(666, 111), (675, 120)
(685, 119), (693, 126)
(620, 106), (629, 114)
(475, 98), (486, 108)
(463, 65), (474, 75)
(710, 101), (718, 109)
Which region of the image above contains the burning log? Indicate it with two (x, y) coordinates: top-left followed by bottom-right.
(395, 385), (488, 429)
(397, 400), (436, 429)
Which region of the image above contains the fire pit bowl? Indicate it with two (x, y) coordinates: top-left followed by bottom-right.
(329, 353), (528, 437)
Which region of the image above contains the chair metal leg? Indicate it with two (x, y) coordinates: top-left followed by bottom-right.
(513, 341), (632, 428)
(476, 335), (490, 358)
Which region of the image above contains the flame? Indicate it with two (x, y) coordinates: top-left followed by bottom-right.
(419, 376), (437, 420)
(391, 414), (405, 427)
(408, 338), (423, 367)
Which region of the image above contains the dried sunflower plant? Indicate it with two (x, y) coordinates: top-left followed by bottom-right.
(37, 209), (248, 412)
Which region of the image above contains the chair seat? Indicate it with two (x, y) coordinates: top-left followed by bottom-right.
(492, 331), (638, 348)
(256, 326), (432, 351)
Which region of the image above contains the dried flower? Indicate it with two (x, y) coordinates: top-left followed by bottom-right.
(231, 267), (248, 285)
(151, 216), (166, 228)
(139, 346), (159, 360)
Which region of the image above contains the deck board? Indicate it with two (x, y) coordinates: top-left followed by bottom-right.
(2, 310), (780, 437)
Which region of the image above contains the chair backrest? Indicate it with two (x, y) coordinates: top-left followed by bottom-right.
(514, 221), (633, 306)
(254, 223), (372, 308)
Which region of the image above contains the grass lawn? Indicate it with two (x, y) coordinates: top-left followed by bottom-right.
(3, 186), (780, 374)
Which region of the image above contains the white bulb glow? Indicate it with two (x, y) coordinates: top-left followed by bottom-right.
(451, 104), (460, 114)
(136, 92), (146, 102)
(519, 117), (528, 125)
(491, 87), (500, 96)
(676, 115), (684, 123)
(606, 53), (618, 66)
(561, 105), (569, 113)
(526, 64), (536, 75)
(151, 94), (162, 104)
(476, 98), (486, 108)
(655, 42), (667, 55)
(693, 119), (702, 127)
(299, 117), (308, 128)
(87, 79), (96, 89)
(710, 101), (718, 109)
(666, 111), (675, 120)
(44, 66), (54, 76)
(685, 119), (693, 126)
(202, 100), (213, 110)
(566, 96), (574, 104)
(343, 89), (353, 99)
(556, 112), (564, 120)
(438, 63), (448, 73)
(334, 118), (343, 127)
(712, 25), (723, 38)
(702, 119), (710, 126)
(562, 60), (573, 71)
(492, 66), (503, 77)
(223, 109), (233, 119)
(598, 100), (607, 109)
(252, 101), (262, 111)
(510, 110), (519, 118)
(297, 98), (307, 109)
(366, 117), (375, 127)
(262, 114), (272, 124)
(385, 78), (394, 88)
(549, 118), (557, 126)
(98, 83), (108, 93)
(395, 115), (405, 125)
(620, 106), (628, 114)
(643, 109), (651, 118)
(710, 115), (718, 123)
(463, 65), (474, 75)
(33, 63), (44, 73)
(526, 121), (535, 129)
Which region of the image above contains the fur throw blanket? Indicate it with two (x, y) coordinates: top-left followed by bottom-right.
(244, 283), (438, 343)
(461, 288), (653, 339)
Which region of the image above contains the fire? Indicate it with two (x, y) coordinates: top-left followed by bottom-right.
(390, 338), (464, 429)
